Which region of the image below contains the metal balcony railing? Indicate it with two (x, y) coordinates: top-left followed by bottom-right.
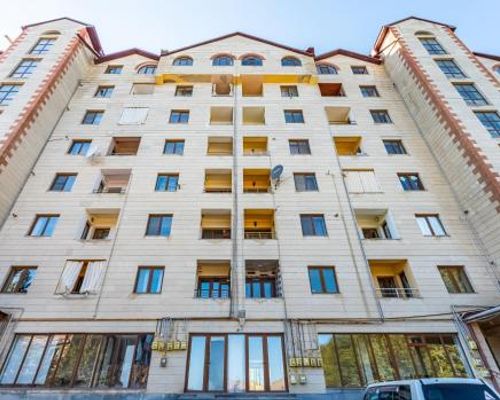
(244, 231), (276, 240)
(93, 186), (126, 194)
(376, 287), (420, 299)
(201, 229), (231, 239)
(243, 187), (270, 193)
(204, 187), (232, 193)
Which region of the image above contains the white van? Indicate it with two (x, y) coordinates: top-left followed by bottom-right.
(363, 377), (499, 400)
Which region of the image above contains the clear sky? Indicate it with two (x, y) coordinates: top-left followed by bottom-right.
(1, 0), (499, 56)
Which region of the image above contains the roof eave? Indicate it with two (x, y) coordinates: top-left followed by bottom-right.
(315, 49), (382, 65)
(95, 48), (160, 64)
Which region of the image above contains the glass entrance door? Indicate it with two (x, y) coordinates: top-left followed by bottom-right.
(186, 333), (286, 393)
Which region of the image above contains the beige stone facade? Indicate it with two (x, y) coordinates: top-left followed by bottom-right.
(0, 16), (498, 396)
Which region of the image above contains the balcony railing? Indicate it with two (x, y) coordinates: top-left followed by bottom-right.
(202, 229), (231, 239)
(93, 187), (126, 194)
(243, 187), (270, 193)
(204, 187), (232, 193)
(244, 231), (276, 240)
(376, 287), (420, 299)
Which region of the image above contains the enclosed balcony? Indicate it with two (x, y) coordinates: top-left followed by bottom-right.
(318, 83), (345, 97)
(108, 137), (140, 156)
(242, 107), (265, 125)
(201, 210), (231, 239)
(80, 209), (119, 241)
(355, 209), (399, 240)
(204, 169), (232, 193)
(243, 169), (270, 193)
(325, 106), (352, 125)
(369, 259), (420, 299)
(95, 169), (131, 194)
(244, 209), (275, 239)
(196, 260), (231, 298)
(245, 260), (280, 298)
(243, 136), (268, 156)
(333, 136), (363, 156)
(210, 106), (233, 125)
(207, 137), (233, 156)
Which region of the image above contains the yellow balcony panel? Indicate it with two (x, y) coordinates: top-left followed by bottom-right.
(334, 136), (362, 155)
(207, 137), (233, 155)
(243, 169), (270, 193)
(201, 210), (231, 239)
(210, 107), (234, 125)
(204, 169), (232, 193)
(325, 106), (352, 125)
(243, 137), (268, 155)
(244, 209), (275, 239)
(242, 107), (265, 125)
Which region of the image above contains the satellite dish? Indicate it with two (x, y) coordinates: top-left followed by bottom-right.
(271, 165), (284, 181)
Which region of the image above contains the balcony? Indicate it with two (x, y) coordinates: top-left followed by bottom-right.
(108, 137), (140, 156)
(243, 169), (270, 193)
(369, 259), (420, 299)
(80, 209), (119, 241)
(212, 75), (233, 97)
(325, 106), (353, 125)
(333, 136), (363, 156)
(244, 209), (275, 239)
(201, 210), (231, 239)
(204, 169), (232, 193)
(210, 106), (233, 125)
(245, 260), (281, 298)
(196, 260), (231, 298)
(94, 169), (131, 194)
(207, 137), (233, 156)
(243, 137), (268, 156)
(242, 107), (265, 125)
(241, 75), (263, 97)
(319, 83), (345, 97)
(355, 209), (399, 240)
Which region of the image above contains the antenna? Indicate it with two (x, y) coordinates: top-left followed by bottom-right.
(271, 165), (284, 188)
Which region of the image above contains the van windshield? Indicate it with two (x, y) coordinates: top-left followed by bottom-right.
(422, 383), (499, 400)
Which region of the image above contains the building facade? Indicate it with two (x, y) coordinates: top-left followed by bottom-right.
(0, 16), (499, 398)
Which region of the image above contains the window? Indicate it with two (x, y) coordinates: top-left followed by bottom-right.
(398, 173), (424, 191)
(319, 333), (466, 388)
(95, 85), (114, 98)
(280, 85), (298, 97)
(281, 56), (301, 66)
(475, 111), (500, 137)
(212, 55), (234, 66)
(29, 215), (59, 237)
(371, 110), (392, 123)
(0, 84), (21, 105)
(370, 260), (417, 298)
(10, 59), (40, 78)
(241, 56), (262, 66)
(50, 173), (76, 192)
(169, 110), (189, 123)
(245, 261), (280, 298)
(344, 170), (381, 193)
(1, 267), (37, 293)
(118, 107), (148, 125)
(383, 139), (407, 154)
(134, 267), (164, 294)
(294, 173), (318, 191)
(300, 214), (328, 236)
(80, 211), (118, 240)
(164, 140), (184, 155)
(308, 267), (338, 294)
(104, 65), (122, 74)
(356, 210), (398, 240)
(175, 85), (193, 96)
(438, 266), (474, 294)
(82, 110), (103, 125)
(0, 333), (153, 388)
(68, 140), (91, 155)
(197, 277), (230, 298)
(419, 37), (447, 55)
(155, 174), (179, 192)
(316, 64), (337, 74)
(435, 59), (466, 78)
(30, 38), (55, 55)
(351, 66), (368, 75)
(453, 83), (488, 106)
(173, 56), (193, 66)
(137, 65), (156, 74)
(131, 83), (154, 95)
(146, 214), (172, 236)
(284, 110), (304, 123)
(360, 85), (379, 97)
(416, 214), (446, 236)
(289, 139), (310, 155)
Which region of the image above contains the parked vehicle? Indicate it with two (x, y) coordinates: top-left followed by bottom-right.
(363, 377), (499, 400)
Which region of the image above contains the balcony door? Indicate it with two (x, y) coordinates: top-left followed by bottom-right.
(186, 334), (286, 393)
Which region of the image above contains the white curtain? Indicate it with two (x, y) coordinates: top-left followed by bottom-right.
(80, 261), (106, 294)
(55, 261), (82, 294)
(344, 170), (363, 193)
(118, 107), (149, 125)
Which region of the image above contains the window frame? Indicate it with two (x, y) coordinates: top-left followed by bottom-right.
(289, 139), (311, 155)
(280, 85), (299, 97)
(241, 56), (263, 66)
(475, 111), (500, 137)
(104, 65), (123, 74)
(68, 140), (91, 155)
(419, 37), (447, 55)
(453, 83), (489, 106)
(383, 139), (407, 155)
(82, 110), (104, 125)
(49, 173), (77, 192)
(133, 266), (164, 294)
(284, 110), (305, 123)
(10, 59), (40, 78)
(137, 65), (157, 75)
(360, 85), (380, 98)
(437, 266), (475, 294)
(300, 214), (328, 237)
(281, 57), (301, 67)
(370, 110), (392, 124)
(0, 84), (22, 106)
(29, 214), (59, 237)
(172, 56), (193, 66)
(416, 214), (447, 237)
(1, 266), (37, 294)
(435, 59), (466, 79)
(175, 85), (193, 97)
(351, 66), (368, 75)
(293, 173), (319, 192)
(308, 266), (339, 294)
(29, 37), (56, 55)
(316, 64), (338, 75)
(145, 214), (173, 237)
(398, 173), (425, 191)
(169, 110), (190, 124)
(155, 174), (179, 192)
(196, 277), (230, 299)
(94, 85), (114, 98)
(163, 140), (185, 155)
(212, 56), (234, 66)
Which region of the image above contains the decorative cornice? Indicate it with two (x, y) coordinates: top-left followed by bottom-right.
(95, 48), (159, 64)
(315, 49), (381, 64)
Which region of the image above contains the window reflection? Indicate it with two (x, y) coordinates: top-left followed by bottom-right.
(227, 335), (246, 392)
(208, 336), (225, 391)
(267, 336), (285, 391)
(187, 336), (206, 391)
(248, 336), (265, 391)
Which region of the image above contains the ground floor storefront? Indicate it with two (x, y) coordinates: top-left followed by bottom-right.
(0, 319), (480, 397)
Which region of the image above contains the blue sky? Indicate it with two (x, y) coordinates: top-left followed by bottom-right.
(2, 0), (499, 56)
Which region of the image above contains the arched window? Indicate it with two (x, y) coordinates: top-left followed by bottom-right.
(281, 56), (301, 67)
(137, 65), (157, 75)
(241, 56), (263, 66)
(212, 55), (234, 66)
(316, 64), (338, 75)
(173, 56), (193, 66)
(414, 30), (433, 36)
(41, 30), (61, 35)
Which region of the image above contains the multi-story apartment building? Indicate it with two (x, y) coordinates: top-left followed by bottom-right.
(0, 16), (498, 398)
